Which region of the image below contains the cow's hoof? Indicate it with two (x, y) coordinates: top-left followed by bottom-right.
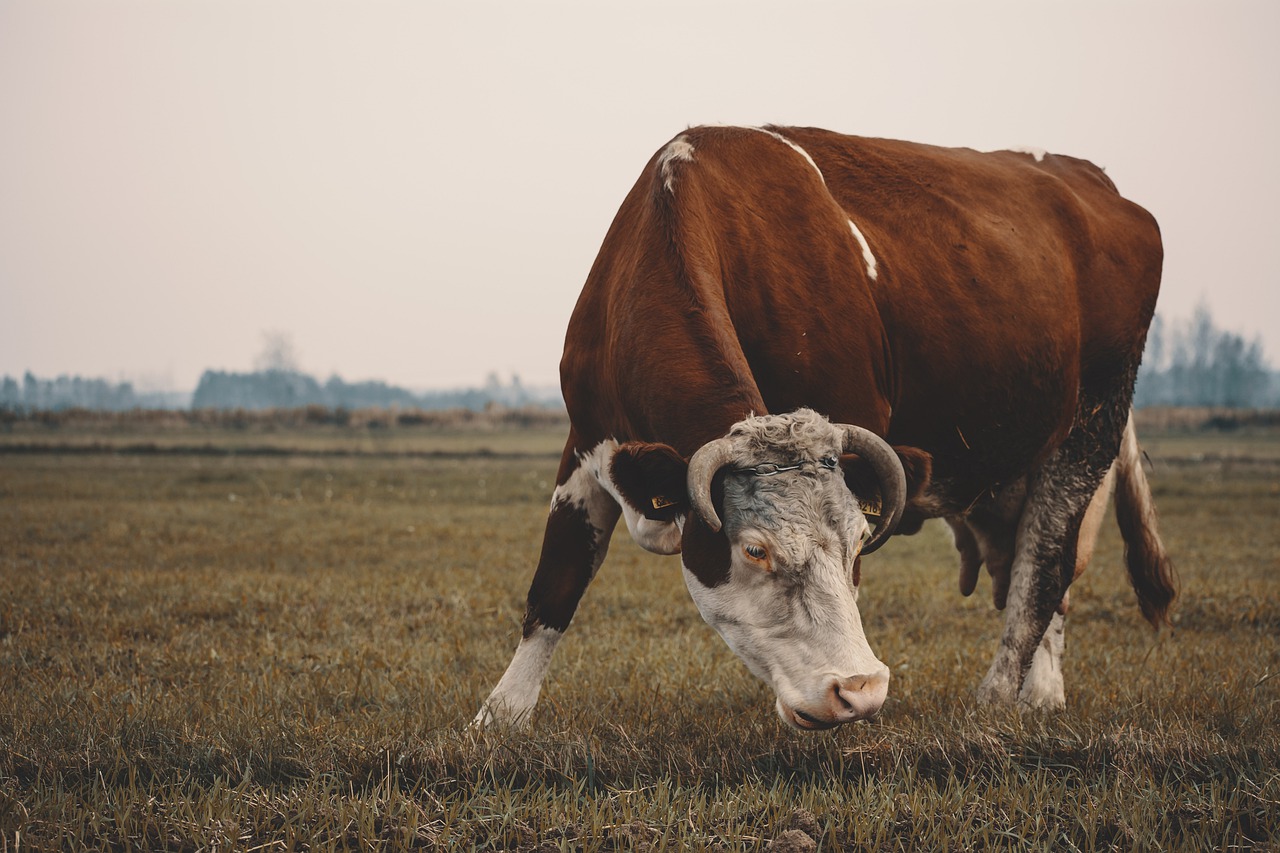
(1017, 677), (1066, 711)
(1017, 691), (1066, 712)
(1017, 661), (1066, 710)
(470, 701), (532, 731)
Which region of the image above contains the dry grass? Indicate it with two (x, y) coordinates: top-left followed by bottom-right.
(1, 423), (1277, 850)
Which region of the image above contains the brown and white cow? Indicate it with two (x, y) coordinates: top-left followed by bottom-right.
(475, 125), (1176, 730)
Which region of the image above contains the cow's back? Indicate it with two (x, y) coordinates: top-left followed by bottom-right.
(773, 127), (1161, 495)
(561, 125), (1162, 505)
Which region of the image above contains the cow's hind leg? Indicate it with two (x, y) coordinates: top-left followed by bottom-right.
(977, 386), (1131, 708)
(1016, 464), (1116, 707)
(474, 437), (621, 727)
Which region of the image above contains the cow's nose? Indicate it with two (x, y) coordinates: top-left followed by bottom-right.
(828, 667), (890, 722)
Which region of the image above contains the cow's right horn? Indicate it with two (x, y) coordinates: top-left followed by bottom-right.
(686, 437), (735, 532)
(840, 425), (906, 555)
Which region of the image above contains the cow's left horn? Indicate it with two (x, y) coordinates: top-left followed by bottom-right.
(840, 425), (906, 555)
(686, 437), (735, 532)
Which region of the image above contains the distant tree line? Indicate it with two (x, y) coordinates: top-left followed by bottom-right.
(1133, 306), (1277, 407)
(0, 368), (561, 413)
(189, 369), (561, 411)
(3, 307), (1273, 412)
(0, 372), (187, 412)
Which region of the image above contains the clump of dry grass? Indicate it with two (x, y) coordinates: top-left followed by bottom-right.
(1, 428), (1277, 850)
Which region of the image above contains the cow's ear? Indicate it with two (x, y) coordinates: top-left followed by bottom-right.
(842, 445), (933, 517)
(610, 442), (690, 521)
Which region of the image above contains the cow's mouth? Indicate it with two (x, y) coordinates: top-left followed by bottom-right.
(779, 701), (840, 731)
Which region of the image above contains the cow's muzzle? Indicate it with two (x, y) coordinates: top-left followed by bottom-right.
(776, 667), (891, 730)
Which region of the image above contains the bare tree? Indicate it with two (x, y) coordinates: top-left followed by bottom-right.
(253, 330), (301, 374)
(1136, 302), (1272, 406)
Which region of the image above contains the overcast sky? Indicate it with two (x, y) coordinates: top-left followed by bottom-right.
(1, 1), (1277, 391)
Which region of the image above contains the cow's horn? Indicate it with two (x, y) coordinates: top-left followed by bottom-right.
(840, 425), (906, 555)
(686, 437), (735, 533)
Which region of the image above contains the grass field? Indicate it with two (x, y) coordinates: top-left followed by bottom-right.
(1, 419), (1278, 850)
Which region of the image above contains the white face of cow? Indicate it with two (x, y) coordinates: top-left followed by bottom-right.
(680, 412), (892, 730)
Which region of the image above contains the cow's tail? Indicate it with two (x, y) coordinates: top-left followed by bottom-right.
(1113, 411), (1178, 628)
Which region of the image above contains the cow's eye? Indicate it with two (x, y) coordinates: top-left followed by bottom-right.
(744, 544), (768, 561)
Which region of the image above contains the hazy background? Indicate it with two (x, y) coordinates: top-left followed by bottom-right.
(2, 0), (1277, 394)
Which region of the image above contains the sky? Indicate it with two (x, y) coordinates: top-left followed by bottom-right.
(1, 1), (1277, 392)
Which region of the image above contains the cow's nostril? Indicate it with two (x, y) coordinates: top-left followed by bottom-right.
(832, 677), (864, 711)
(829, 670), (889, 721)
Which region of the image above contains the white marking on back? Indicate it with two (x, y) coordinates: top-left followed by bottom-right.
(1009, 146), (1047, 162)
(744, 126), (826, 185)
(658, 135), (696, 192)
(848, 219), (879, 282)
(738, 127), (879, 282)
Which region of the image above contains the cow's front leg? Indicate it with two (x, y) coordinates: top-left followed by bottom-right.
(474, 441), (620, 727)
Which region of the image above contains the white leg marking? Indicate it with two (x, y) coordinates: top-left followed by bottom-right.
(659, 135), (696, 192)
(473, 626), (562, 728)
(1018, 612), (1066, 709)
(1074, 465), (1115, 581)
(558, 441), (623, 579)
(848, 219), (879, 282)
(475, 445), (622, 728)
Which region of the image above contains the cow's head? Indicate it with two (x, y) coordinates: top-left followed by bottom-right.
(610, 409), (930, 730)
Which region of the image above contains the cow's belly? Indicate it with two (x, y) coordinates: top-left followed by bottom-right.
(889, 357), (1078, 518)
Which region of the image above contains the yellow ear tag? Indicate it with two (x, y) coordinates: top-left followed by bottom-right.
(651, 495), (676, 510)
(859, 499), (881, 545)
